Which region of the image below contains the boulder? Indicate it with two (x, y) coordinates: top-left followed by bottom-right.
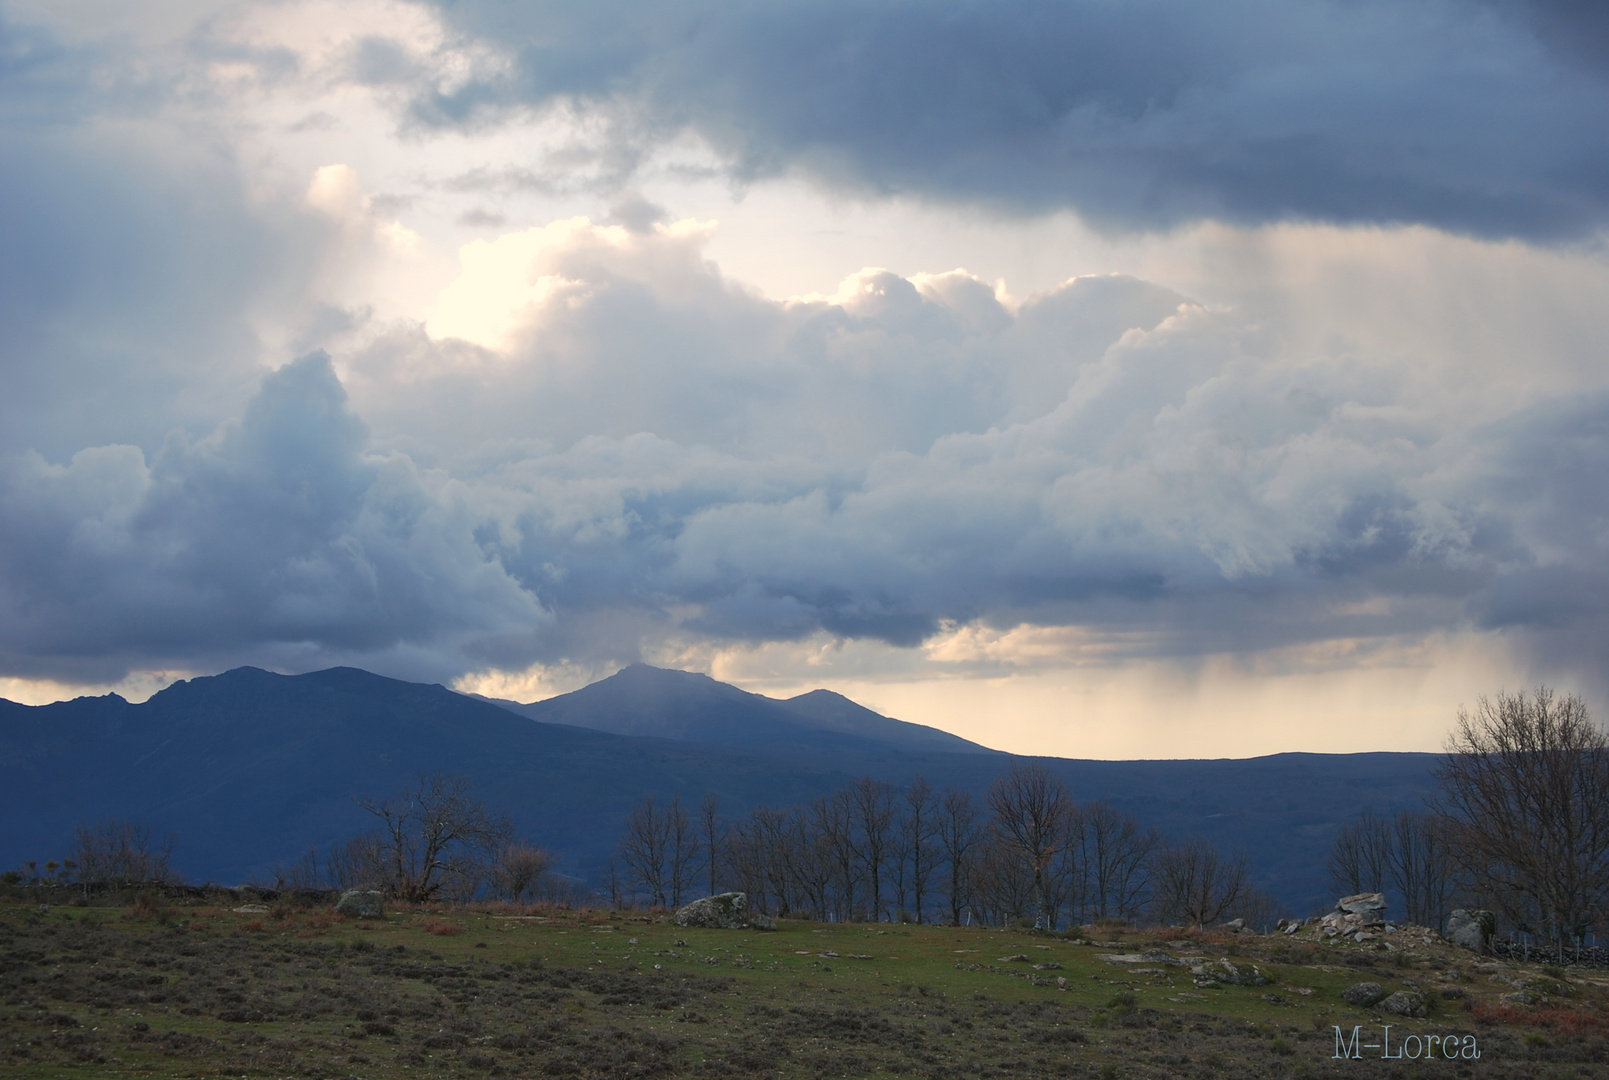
(1445, 909), (1495, 953)
(1222, 918), (1245, 933)
(672, 892), (777, 931)
(1337, 892), (1387, 915)
(1378, 991), (1428, 1018)
(1189, 958), (1271, 986)
(334, 889), (384, 919)
(1341, 982), (1386, 1006)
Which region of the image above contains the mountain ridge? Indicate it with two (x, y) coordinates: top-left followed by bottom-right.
(2, 664), (1441, 913)
(476, 663), (996, 755)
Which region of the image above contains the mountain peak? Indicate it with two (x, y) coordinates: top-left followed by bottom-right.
(489, 665), (994, 754)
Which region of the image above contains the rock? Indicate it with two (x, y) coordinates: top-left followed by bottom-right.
(1445, 909), (1495, 953)
(672, 892), (777, 931)
(1341, 982), (1387, 1006)
(1379, 991), (1428, 1018)
(1190, 958), (1271, 986)
(334, 890), (384, 919)
(1500, 991), (1534, 1006)
(1337, 892), (1387, 915)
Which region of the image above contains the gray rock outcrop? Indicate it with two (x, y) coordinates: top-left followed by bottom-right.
(1378, 991), (1428, 1018)
(1321, 893), (1388, 938)
(672, 892), (777, 931)
(335, 889), (384, 919)
(1337, 892), (1387, 916)
(1341, 982), (1386, 1006)
(1445, 909), (1495, 952)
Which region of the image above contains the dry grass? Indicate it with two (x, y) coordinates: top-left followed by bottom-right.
(2, 900), (1606, 1078)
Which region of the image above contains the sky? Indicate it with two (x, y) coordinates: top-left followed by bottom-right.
(2, 0), (1608, 757)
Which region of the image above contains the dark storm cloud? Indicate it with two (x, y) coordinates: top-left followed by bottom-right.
(0, 354), (546, 683)
(400, 0), (1609, 239)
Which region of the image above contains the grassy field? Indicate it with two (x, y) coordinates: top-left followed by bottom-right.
(2, 897), (1606, 1078)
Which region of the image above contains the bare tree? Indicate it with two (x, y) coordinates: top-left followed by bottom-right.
(356, 773), (512, 903)
(270, 847), (324, 891)
(1152, 837), (1247, 927)
(667, 796), (697, 908)
(970, 826), (1036, 926)
(1227, 886), (1290, 933)
(937, 787), (979, 926)
(819, 791), (859, 920)
(986, 762), (1073, 929)
(903, 776), (938, 924)
(1326, 811), (1392, 897)
(619, 795), (672, 906)
(849, 777), (897, 921)
(71, 820), (176, 886)
(1435, 687), (1609, 949)
(1388, 811), (1458, 929)
(491, 842), (554, 903)
(326, 833), (387, 891)
(698, 793), (723, 898)
(1076, 802), (1158, 922)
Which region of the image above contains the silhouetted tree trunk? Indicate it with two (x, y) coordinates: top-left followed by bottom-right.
(938, 787), (979, 926)
(904, 776), (937, 923)
(666, 796), (696, 908)
(850, 777), (897, 921)
(699, 793), (723, 897)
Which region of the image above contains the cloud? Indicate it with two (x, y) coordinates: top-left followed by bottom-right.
(0, 353), (548, 683)
(386, 0), (1609, 240)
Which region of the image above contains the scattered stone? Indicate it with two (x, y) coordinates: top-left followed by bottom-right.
(1055, 977), (1069, 990)
(334, 890), (384, 919)
(1379, 991), (1428, 1018)
(231, 904), (268, 915)
(672, 892), (777, 931)
(1500, 991), (1534, 1006)
(1445, 909), (1495, 953)
(1190, 958), (1271, 986)
(1341, 982), (1387, 1007)
(1101, 951), (1187, 966)
(1032, 961), (1062, 970)
(999, 954), (1031, 962)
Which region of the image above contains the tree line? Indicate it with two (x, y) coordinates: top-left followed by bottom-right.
(612, 762), (1283, 931)
(1328, 687), (1609, 951)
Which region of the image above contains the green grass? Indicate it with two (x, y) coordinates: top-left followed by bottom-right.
(1, 900), (1602, 1078)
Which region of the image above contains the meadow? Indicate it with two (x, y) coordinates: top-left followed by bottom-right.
(2, 897), (1605, 1079)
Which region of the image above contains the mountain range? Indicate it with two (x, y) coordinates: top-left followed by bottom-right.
(2, 664), (1441, 914)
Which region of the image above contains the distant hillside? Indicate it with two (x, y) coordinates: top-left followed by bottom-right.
(480, 664), (995, 755)
(1, 666), (1442, 913)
